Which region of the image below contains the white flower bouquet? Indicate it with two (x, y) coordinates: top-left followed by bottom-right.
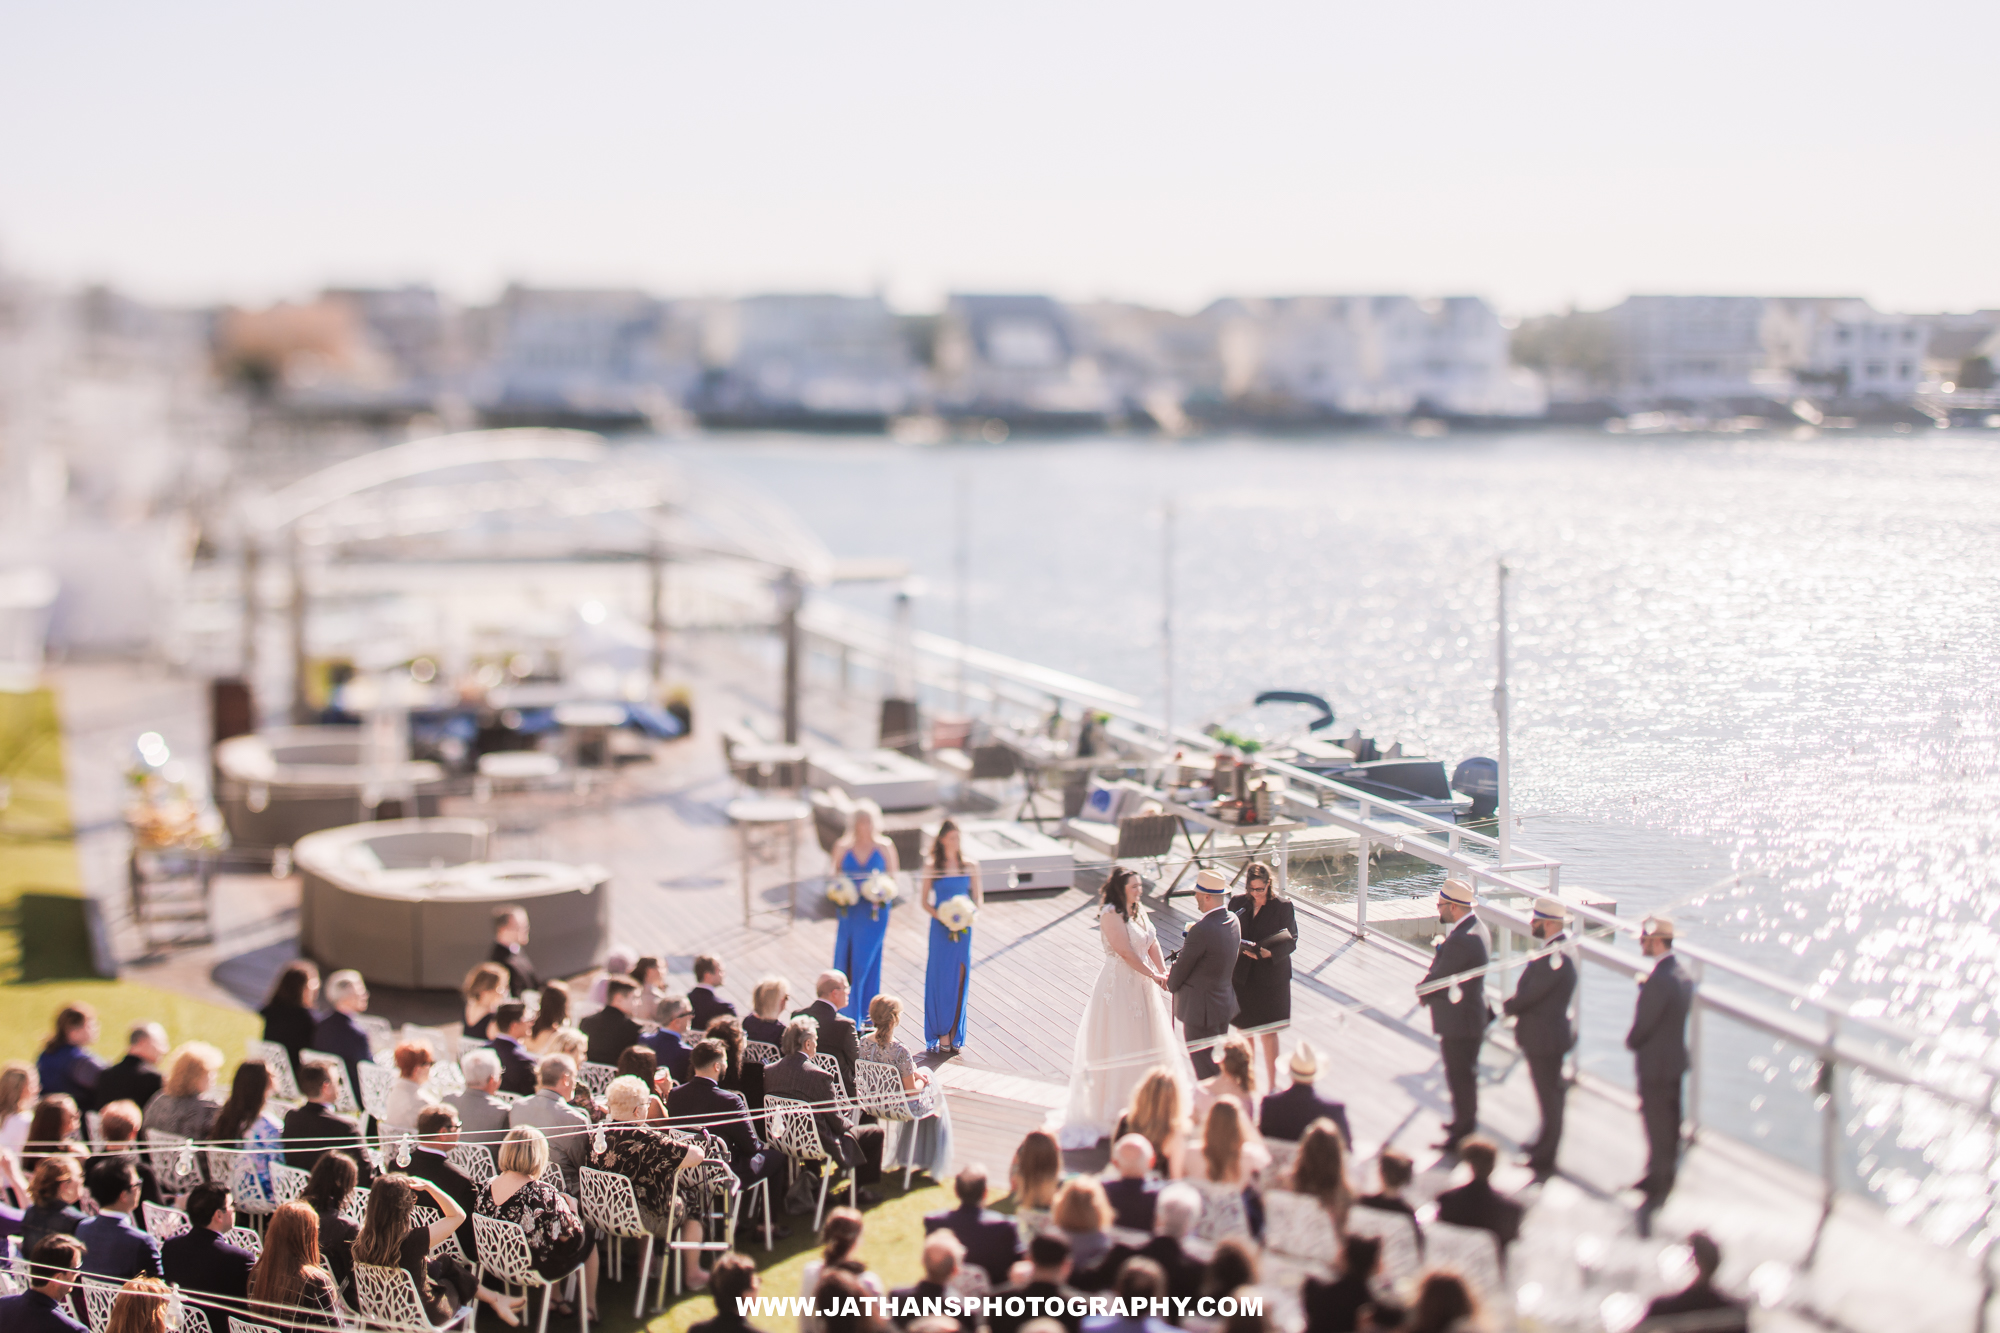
(861, 869), (900, 919)
(827, 876), (860, 915)
(936, 894), (977, 941)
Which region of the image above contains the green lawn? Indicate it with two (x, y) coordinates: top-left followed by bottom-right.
(0, 688), (90, 981)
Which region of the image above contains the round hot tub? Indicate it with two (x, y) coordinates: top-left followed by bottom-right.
(216, 727), (447, 849)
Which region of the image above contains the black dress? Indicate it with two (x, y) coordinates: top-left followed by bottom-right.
(1228, 893), (1298, 1028)
(260, 1000), (318, 1079)
(398, 1226), (478, 1323)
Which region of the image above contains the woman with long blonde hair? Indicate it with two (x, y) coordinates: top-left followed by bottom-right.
(105, 1276), (172, 1333)
(139, 1042), (224, 1143)
(1117, 1066), (1190, 1178)
(248, 1201), (341, 1326)
(0, 1061), (38, 1158)
(1190, 1095), (1268, 1242)
(1192, 1034), (1258, 1129)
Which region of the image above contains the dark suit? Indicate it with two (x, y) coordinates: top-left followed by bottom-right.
(0, 1290), (87, 1333)
(1504, 929), (1577, 1174)
(1639, 1280), (1747, 1332)
(1258, 1082), (1353, 1148)
(691, 985), (737, 1031)
(580, 1005), (644, 1068)
(643, 1027), (694, 1083)
(793, 1000), (860, 1097)
(1075, 1236), (1201, 1301)
(986, 1280), (1083, 1333)
(282, 1101), (374, 1183)
(1100, 1176), (1159, 1234)
(490, 942), (540, 997)
(94, 1056), (162, 1112)
(1303, 1272), (1400, 1333)
(83, 1151), (159, 1207)
(260, 1001), (318, 1081)
(922, 1202), (1023, 1286)
(77, 1211), (161, 1282)
(1167, 905), (1242, 1078)
(161, 1226), (254, 1307)
(763, 1053), (881, 1183)
(404, 1147), (480, 1265)
(1626, 952), (1695, 1202)
(310, 1010), (373, 1098)
(666, 1077), (782, 1202)
(888, 1280), (973, 1333)
(1434, 1178), (1523, 1252)
(490, 1035), (538, 1097)
(1419, 912), (1491, 1145)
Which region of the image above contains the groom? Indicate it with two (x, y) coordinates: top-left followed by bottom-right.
(1166, 868), (1242, 1078)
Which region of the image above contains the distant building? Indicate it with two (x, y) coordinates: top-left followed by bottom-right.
(322, 286), (460, 386)
(1605, 295), (1931, 408)
(467, 286), (697, 429)
(935, 294), (1120, 428)
(696, 294), (915, 426)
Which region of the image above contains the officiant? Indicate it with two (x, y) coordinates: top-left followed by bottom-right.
(1229, 860), (1297, 1090)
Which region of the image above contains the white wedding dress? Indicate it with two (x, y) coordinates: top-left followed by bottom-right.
(1056, 904), (1197, 1149)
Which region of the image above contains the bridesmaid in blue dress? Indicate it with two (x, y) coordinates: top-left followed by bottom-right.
(828, 803), (898, 1025)
(922, 820), (984, 1053)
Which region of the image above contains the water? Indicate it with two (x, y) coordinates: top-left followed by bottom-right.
(666, 430), (2000, 1236)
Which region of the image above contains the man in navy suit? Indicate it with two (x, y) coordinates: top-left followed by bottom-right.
(77, 1159), (160, 1282)
(0, 1235), (88, 1333)
(1099, 1136), (1160, 1234)
(283, 1063), (375, 1183)
(487, 1002), (539, 1097)
(644, 995), (696, 1082)
(310, 969), (374, 1097)
(1257, 1041), (1352, 1147)
(1433, 1138), (1524, 1253)
(664, 1041), (787, 1236)
(689, 954), (737, 1031)
(1418, 878), (1491, 1152)
(161, 1183), (254, 1312)
(921, 1165), (1022, 1286)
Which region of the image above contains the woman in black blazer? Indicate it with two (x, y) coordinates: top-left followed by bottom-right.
(1228, 860), (1297, 1091)
(259, 960), (321, 1081)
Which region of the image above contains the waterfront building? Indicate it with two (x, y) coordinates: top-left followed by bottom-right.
(695, 294), (917, 427)
(466, 285), (699, 429)
(934, 294), (1121, 429)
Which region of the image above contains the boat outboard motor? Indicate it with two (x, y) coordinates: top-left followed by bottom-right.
(1451, 756), (1500, 820)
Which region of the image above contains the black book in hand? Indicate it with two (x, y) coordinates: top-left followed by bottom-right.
(1241, 929), (1294, 953)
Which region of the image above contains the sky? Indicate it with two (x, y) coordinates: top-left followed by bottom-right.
(3, 1), (1996, 317)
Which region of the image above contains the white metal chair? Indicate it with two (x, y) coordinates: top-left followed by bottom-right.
(358, 1059), (396, 1124)
(1426, 1220), (1505, 1301)
(300, 1050), (360, 1115)
(580, 1166), (666, 1318)
(359, 1014), (398, 1056)
(1345, 1205), (1423, 1288)
(168, 1295), (213, 1333)
(805, 1051), (843, 1085)
(143, 1200), (192, 1242)
(410, 1201), (469, 1264)
(577, 1062), (618, 1098)
(342, 1185), (370, 1227)
(763, 1095), (852, 1233)
(1261, 1188), (1338, 1268)
(665, 1159), (741, 1295)
(853, 1057), (938, 1189)
(743, 1040), (780, 1067)
(79, 1278), (120, 1333)
(355, 1260), (475, 1331)
(428, 1061), (467, 1098)
(540, 1159), (572, 1198)
(83, 1110), (103, 1151)
(270, 1162), (311, 1206)
(145, 1130), (203, 1196)
(1188, 1178), (1253, 1243)
(223, 1225), (265, 1258)
(401, 1022), (461, 1063)
(471, 1211), (588, 1333)
(220, 1150), (277, 1224)
(246, 1039), (303, 1104)
(228, 1318), (284, 1333)
(448, 1141), (497, 1184)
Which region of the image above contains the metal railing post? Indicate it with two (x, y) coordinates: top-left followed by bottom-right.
(1355, 836), (1370, 938)
(1821, 1015), (1841, 1205)
(1687, 999), (1703, 1142)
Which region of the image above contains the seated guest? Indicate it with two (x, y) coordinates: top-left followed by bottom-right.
(479, 1126), (599, 1321)
(1116, 1069), (1189, 1180)
(1051, 1176), (1117, 1272)
(1404, 1272), (1484, 1333)
(1191, 1036), (1259, 1129)
(631, 955), (669, 1018)
(1639, 1232), (1748, 1332)
(1078, 1183), (1205, 1300)
(1084, 1259), (1177, 1333)
(860, 994), (953, 1181)
(405, 1105), (481, 1266)
(798, 1209), (885, 1333)
(247, 1201), (341, 1327)
(922, 1165), (1021, 1287)
(581, 977), (645, 1067)
(20, 1157), (87, 1258)
(706, 1015), (764, 1111)
(507, 1055), (590, 1193)
(793, 972), (861, 1097)
(462, 963), (511, 1044)
(745, 977), (791, 1047)
(160, 1182), (254, 1313)
(1007, 1129), (1061, 1240)
(0, 1233), (88, 1333)
(1259, 1042), (1351, 1147)
(1102, 1134), (1161, 1233)
(689, 1251), (767, 1333)
(889, 1231), (974, 1333)
(644, 994), (697, 1081)
(1190, 1097), (1267, 1241)
(211, 1061), (284, 1208)
(1433, 1137), (1523, 1253)
(299, 1152), (360, 1294)
(615, 1045), (671, 1122)
(93, 1026), (166, 1113)
(259, 961), (321, 1081)
(384, 1041), (441, 1138)
(1202, 1237), (1259, 1304)
(585, 948), (637, 1010)
(103, 1275), (174, 1333)
(547, 1030), (601, 1116)
(490, 905), (541, 998)
(666, 1040), (785, 1232)
(85, 1101), (159, 1207)
(1274, 1119), (1355, 1242)
(591, 1075), (712, 1284)
(77, 1159), (160, 1281)
(765, 1017), (884, 1201)
(20, 1097), (85, 1176)
(1356, 1148), (1416, 1219)
(283, 1063), (373, 1182)
(354, 1171), (505, 1324)
(35, 1006), (105, 1113)
(524, 981), (572, 1057)
(310, 970), (374, 1097)
(690, 954), (737, 1030)
(445, 1048), (513, 1145)
(1, 1061), (38, 1159)
(1304, 1234), (1402, 1333)
(989, 1232), (1082, 1333)
(488, 1002), (540, 1095)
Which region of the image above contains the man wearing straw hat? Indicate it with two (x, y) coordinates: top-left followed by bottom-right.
(1628, 915), (1695, 1210)
(1167, 868), (1242, 1079)
(1504, 898), (1577, 1181)
(1418, 877), (1492, 1152)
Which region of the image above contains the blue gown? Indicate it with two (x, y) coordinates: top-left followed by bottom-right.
(925, 873), (973, 1048)
(834, 846), (891, 1024)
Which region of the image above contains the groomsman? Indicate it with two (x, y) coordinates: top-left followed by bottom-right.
(1418, 878), (1491, 1152)
(1628, 916), (1695, 1211)
(1503, 898), (1576, 1180)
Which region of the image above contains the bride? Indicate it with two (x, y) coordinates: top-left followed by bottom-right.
(1057, 866), (1197, 1148)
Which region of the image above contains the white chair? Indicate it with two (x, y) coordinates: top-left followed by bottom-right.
(540, 1159), (572, 1198)
(743, 1040), (780, 1067)
(300, 1050), (359, 1115)
(401, 1022), (462, 1063)
(577, 1062), (618, 1098)
(580, 1166), (666, 1318)
(358, 1059), (396, 1124)
(1261, 1189), (1338, 1268)
(1346, 1205), (1423, 1289)
(342, 1185), (371, 1227)
(853, 1058), (938, 1189)
(359, 1014), (398, 1056)
(145, 1130), (203, 1196)
(79, 1278), (120, 1333)
(1426, 1220), (1504, 1302)
(83, 1110), (103, 1151)
(228, 1318), (284, 1333)
(428, 1061), (467, 1098)
(246, 1039), (303, 1104)
(411, 1202), (468, 1264)
(143, 1200), (192, 1242)
(271, 1162), (311, 1206)
(763, 1095), (852, 1233)
(168, 1295), (213, 1333)
(806, 1051), (844, 1085)
(221, 1151), (277, 1223)
(355, 1260), (475, 1331)
(448, 1142), (497, 1184)
(1188, 1177), (1253, 1243)
(223, 1225), (264, 1258)
(471, 1211), (588, 1333)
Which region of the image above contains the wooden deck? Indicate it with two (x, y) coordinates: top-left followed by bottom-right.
(55, 648), (1991, 1331)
